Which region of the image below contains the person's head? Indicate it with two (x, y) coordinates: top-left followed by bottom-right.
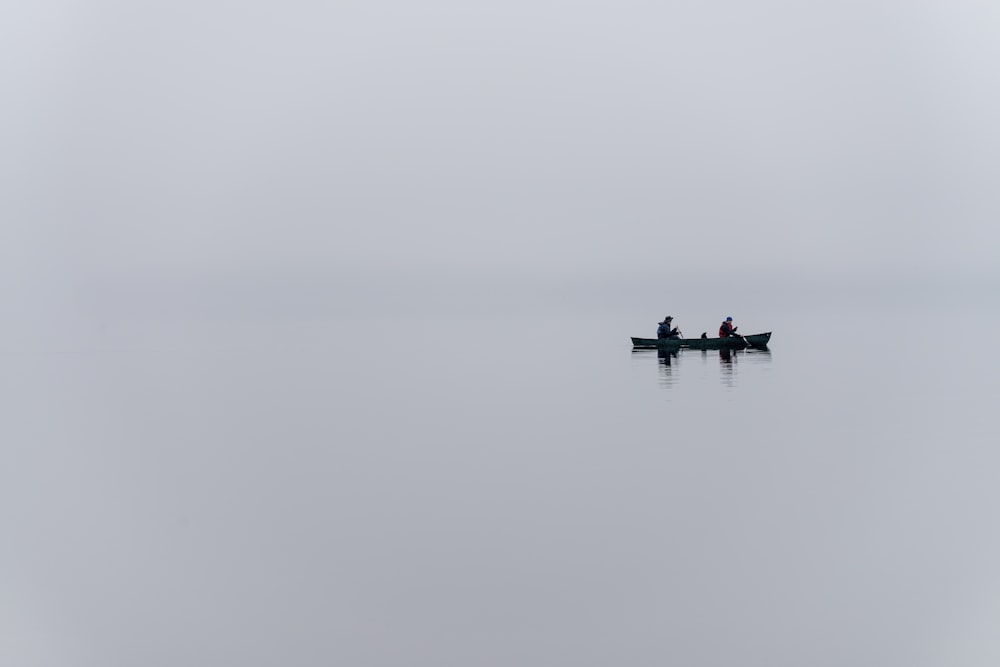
(664, 316), (673, 322)
(726, 316), (733, 322)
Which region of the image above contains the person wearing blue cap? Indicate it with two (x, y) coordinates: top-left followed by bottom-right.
(718, 316), (738, 338)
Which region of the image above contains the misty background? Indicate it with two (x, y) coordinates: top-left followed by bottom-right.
(3, 1), (1000, 665)
(4, 0), (998, 342)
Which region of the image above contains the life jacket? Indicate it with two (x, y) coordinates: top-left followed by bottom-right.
(719, 321), (733, 337)
(657, 322), (670, 338)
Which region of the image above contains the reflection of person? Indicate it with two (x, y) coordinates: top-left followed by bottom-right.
(657, 316), (681, 339)
(718, 316), (738, 338)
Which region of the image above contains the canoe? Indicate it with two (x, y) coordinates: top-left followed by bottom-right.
(631, 332), (772, 350)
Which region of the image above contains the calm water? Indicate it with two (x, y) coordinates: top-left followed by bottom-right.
(3, 298), (999, 666)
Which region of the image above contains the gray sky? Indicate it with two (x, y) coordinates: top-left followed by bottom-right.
(4, 0), (999, 304)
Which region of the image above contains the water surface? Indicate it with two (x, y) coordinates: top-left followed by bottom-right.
(3, 298), (999, 666)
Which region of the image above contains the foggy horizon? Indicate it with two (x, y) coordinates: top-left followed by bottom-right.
(5, 1), (999, 302)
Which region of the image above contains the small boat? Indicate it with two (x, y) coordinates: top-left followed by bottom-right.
(631, 332), (772, 350)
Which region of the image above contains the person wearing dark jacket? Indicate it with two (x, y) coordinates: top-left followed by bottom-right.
(719, 316), (738, 338)
(657, 316), (681, 339)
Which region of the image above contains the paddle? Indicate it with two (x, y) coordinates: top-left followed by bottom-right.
(733, 329), (754, 349)
(722, 320), (749, 348)
(727, 324), (749, 348)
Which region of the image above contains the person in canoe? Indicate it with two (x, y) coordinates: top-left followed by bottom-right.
(657, 316), (682, 340)
(718, 316), (738, 338)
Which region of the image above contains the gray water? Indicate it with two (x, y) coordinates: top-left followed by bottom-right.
(3, 290), (999, 666)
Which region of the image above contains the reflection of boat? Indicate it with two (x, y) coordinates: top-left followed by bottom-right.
(631, 332), (772, 350)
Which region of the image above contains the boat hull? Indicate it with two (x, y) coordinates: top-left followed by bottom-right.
(631, 332), (772, 350)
